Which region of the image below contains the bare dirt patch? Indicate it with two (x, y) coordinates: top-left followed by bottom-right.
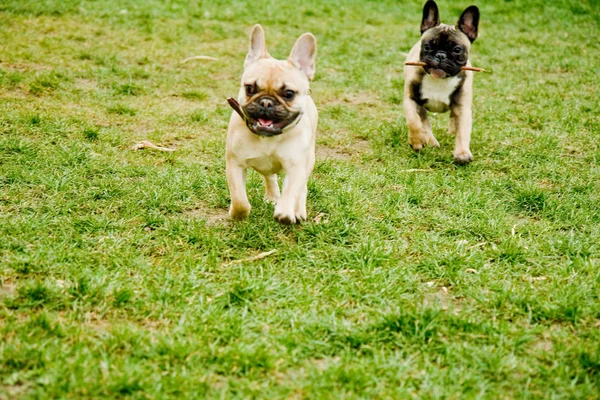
(317, 146), (351, 161)
(316, 138), (370, 161)
(0, 61), (52, 72)
(1, 383), (31, 399)
(184, 204), (230, 225)
(321, 90), (381, 108)
(74, 78), (98, 91)
(533, 340), (553, 352)
(0, 281), (17, 298)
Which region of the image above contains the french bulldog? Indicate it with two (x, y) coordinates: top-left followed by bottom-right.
(226, 24), (318, 224)
(404, 0), (480, 164)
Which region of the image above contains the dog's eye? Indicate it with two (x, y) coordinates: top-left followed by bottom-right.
(452, 46), (463, 54)
(423, 44), (431, 52)
(245, 84), (256, 96)
(282, 90), (296, 100)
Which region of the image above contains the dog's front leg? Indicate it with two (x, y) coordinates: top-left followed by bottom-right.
(450, 105), (473, 164)
(404, 98), (439, 150)
(293, 151), (314, 222)
(294, 184), (308, 222)
(226, 161), (251, 220)
(274, 164), (307, 225)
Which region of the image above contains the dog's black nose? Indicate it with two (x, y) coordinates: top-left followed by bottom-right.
(435, 52), (447, 61)
(259, 97), (274, 109)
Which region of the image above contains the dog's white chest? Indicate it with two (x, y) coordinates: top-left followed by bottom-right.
(421, 75), (461, 113)
(246, 149), (283, 175)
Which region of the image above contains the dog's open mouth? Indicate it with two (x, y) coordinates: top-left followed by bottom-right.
(422, 65), (449, 79)
(258, 118), (274, 129)
(429, 68), (448, 79)
(421, 62), (466, 79)
(245, 112), (301, 137)
(227, 97), (303, 137)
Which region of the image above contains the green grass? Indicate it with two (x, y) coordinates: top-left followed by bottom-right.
(1, 0), (599, 398)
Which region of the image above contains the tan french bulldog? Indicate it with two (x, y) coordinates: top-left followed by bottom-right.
(225, 25), (318, 224)
(404, 0), (480, 164)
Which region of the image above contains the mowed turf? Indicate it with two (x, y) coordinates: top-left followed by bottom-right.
(0, 0), (599, 398)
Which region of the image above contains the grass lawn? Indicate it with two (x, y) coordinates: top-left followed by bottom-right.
(1, 0), (599, 398)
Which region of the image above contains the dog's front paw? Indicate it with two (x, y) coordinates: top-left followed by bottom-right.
(264, 192), (279, 204)
(453, 149), (473, 165)
(294, 201), (307, 222)
(274, 210), (296, 225)
(295, 210), (307, 223)
(275, 210), (306, 225)
(428, 135), (440, 148)
(409, 136), (426, 151)
(229, 203), (251, 220)
(274, 202), (298, 225)
(409, 134), (439, 151)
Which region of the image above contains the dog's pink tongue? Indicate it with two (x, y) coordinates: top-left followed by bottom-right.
(431, 69), (447, 79)
(258, 118), (273, 126)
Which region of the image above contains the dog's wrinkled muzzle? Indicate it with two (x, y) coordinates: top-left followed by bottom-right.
(226, 97), (302, 137)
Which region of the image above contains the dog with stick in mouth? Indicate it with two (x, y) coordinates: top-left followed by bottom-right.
(226, 25), (318, 224)
(404, 0), (480, 164)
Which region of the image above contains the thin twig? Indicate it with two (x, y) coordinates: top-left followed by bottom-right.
(131, 140), (175, 152)
(460, 66), (487, 72)
(225, 249), (278, 266)
(181, 55), (218, 63)
(404, 61), (488, 73)
(397, 168), (434, 173)
(467, 242), (486, 250)
(522, 276), (548, 282)
(404, 61), (428, 67)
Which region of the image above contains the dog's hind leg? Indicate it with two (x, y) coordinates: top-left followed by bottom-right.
(448, 115), (457, 135)
(263, 174), (280, 203)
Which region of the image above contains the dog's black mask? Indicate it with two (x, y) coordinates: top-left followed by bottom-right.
(419, 29), (468, 78)
(418, 0), (479, 79)
(242, 95), (300, 136)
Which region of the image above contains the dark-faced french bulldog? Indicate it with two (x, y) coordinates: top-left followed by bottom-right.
(404, 0), (480, 164)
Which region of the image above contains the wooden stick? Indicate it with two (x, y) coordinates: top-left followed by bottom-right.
(181, 55), (218, 63)
(224, 249), (278, 266)
(461, 66), (487, 72)
(397, 168), (434, 173)
(404, 61), (487, 73)
(404, 61), (428, 67)
(227, 97), (246, 120)
(131, 140), (175, 152)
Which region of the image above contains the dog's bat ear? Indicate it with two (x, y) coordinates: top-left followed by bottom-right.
(245, 24), (270, 68)
(457, 6), (479, 42)
(289, 33), (317, 80)
(421, 0), (440, 34)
